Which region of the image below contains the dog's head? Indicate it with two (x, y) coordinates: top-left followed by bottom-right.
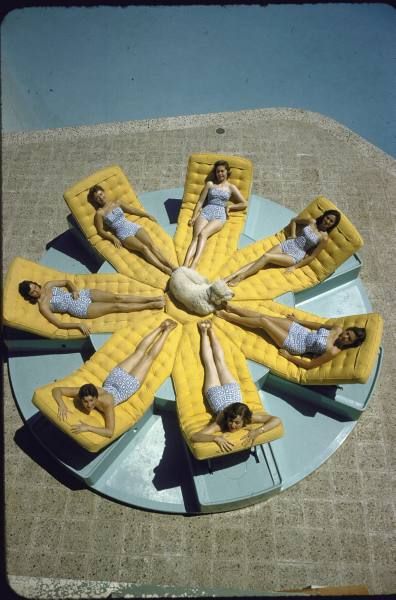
(208, 280), (234, 307)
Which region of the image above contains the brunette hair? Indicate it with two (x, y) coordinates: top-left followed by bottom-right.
(78, 383), (99, 400)
(87, 184), (105, 207)
(342, 327), (366, 349)
(18, 280), (40, 304)
(316, 209), (341, 233)
(220, 402), (252, 432)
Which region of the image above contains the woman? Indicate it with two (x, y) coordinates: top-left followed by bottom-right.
(52, 319), (177, 438)
(216, 304), (366, 370)
(183, 161), (247, 270)
(191, 321), (281, 452)
(88, 184), (177, 276)
(224, 209), (341, 286)
(19, 279), (165, 336)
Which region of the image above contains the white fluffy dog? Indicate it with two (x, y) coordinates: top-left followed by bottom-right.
(168, 267), (234, 316)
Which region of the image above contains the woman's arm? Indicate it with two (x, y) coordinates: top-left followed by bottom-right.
(191, 421), (235, 452)
(47, 279), (79, 298)
(119, 201), (157, 222)
(188, 183), (210, 225)
(279, 348), (337, 370)
(71, 402), (115, 438)
(227, 184), (247, 213)
(288, 217), (314, 239)
(52, 386), (80, 420)
(241, 412), (282, 446)
(285, 234), (328, 272)
(286, 314), (331, 331)
(38, 303), (90, 335)
(94, 212), (122, 247)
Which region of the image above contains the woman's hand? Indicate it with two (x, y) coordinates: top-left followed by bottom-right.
(285, 265), (296, 273)
(146, 214), (157, 222)
(279, 348), (291, 359)
(188, 216), (197, 227)
(113, 238), (122, 249)
(241, 429), (258, 447)
(78, 323), (90, 336)
(71, 289), (80, 300)
(71, 421), (89, 434)
(286, 313), (297, 322)
(57, 402), (69, 421)
(214, 435), (234, 452)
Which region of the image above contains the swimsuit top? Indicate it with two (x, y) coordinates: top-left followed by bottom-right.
(304, 327), (330, 355)
(103, 206), (127, 232)
(293, 224), (321, 252)
(49, 287), (73, 313)
(206, 186), (232, 207)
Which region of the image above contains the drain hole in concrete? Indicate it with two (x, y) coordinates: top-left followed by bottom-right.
(216, 128), (225, 134)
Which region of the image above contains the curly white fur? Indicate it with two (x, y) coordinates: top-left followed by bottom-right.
(168, 267), (234, 316)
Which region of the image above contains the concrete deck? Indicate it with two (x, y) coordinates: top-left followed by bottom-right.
(3, 108), (395, 596)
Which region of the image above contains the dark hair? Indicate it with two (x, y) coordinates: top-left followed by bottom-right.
(78, 383), (98, 400)
(316, 209), (341, 233)
(220, 402), (252, 432)
(18, 280), (40, 304)
(345, 327), (366, 348)
(213, 160), (231, 182)
(335, 326), (366, 350)
(87, 184), (105, 207)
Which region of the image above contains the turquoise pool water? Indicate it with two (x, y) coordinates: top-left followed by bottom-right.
(1, 4), (395, 156)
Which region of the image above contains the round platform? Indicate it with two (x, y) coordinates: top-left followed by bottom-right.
(7, 189), (382, 513)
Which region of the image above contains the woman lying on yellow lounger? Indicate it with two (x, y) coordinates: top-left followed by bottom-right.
(216, 304), (366, 370)
(224, 209), (341, 287)
(88, 185), (177, 276)
(19, 279), (165, 336)
(183, 160), (247, 270)
(191, 320), (281, 453)
(51, 319), (177, 438)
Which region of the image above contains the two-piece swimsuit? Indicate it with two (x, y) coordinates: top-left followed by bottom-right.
(104, 206), (141, 240)
(102, 367), (141, 406)
(50, 287), (92, 318)
(280, 224), (321, 264)
(201, 186), (232, 223)
(282, 322), (330, 356)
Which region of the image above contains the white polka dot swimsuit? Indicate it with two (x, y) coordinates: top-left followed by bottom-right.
(201, 187), (232, 222)
(104, 206), (141, 240)
(280, 225), (321, 264)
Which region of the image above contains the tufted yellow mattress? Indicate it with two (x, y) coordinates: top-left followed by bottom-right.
(213, 300), (383, 385)
(32, 314), (182, 452)
(172, 321), (284, 460)
(3, 256), (164, 339)
(63, 165), (178, 290)
(217, 196), (363, 301)
(173, 153), (253, 280)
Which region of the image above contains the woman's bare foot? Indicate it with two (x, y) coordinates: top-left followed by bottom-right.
(227, 276), (242, 287)
(150, 299), (166, 309)
(161, 319), (177, 331)
(215, 309), (230, 321)
(198, 320), (211, 333)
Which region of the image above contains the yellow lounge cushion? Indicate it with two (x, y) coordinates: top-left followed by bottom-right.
(32, 315), (182, 452)
(217, 196), (363, 301)
(214, 300), (383, 385)
(173, 153), (253, 280)
(172, 321), (284, 460)
(3, 256), (164, 339)
(63, 165), (178, 290)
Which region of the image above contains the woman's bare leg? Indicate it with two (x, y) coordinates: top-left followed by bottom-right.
(116, 319), (177, 378)
(216, 309), (292, 348)
(183, 216), (208, 267)
(190, 220), (224, 270)
(207, 325), (235, 385)
(136, 229), (177, 271)
(199, 321), (220, 393)
(226, 245), (295, 286)
(130, 319), (178, 382)
(90, 289), (164, 303)
(123, 235), (172, 275)
(86, 299), (165, 319)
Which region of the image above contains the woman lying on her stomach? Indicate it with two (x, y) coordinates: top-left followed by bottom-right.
(52, 319), (177, 438)
(191, 320), (281, 453)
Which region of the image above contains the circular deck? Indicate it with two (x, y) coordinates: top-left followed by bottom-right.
(7, 190), (381, 513)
